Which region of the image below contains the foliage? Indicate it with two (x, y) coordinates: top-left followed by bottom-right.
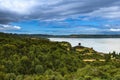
(0, 32), (120, 80)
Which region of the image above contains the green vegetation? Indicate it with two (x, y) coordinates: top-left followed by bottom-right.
(0, 32), (120, 80)
(12, 33), (120, 38)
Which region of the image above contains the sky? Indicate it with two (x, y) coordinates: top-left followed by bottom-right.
(0, 0), (120, 35)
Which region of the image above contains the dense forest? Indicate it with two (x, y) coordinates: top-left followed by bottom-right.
(0, 32), (120, 80)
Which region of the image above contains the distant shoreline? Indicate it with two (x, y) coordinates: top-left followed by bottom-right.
(1, 32), (120, 38)
(21, 34), (120, 38)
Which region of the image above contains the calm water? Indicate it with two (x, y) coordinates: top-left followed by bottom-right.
(49, 38), (120, 53)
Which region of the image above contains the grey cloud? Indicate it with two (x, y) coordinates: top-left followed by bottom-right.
(0, 10), (27, 24)
(0, 0), (120, 24)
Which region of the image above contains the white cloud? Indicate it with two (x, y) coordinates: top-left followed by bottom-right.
(0, 0), (37, 14)
(13, 26), (21, 30)
(0, 24), (21, 30)
(110, 28), (120, 32)
(0, 0), (63, 14)
(88, 6), (120, 19)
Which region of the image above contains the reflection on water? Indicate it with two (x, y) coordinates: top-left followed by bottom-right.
(49, 38), (120, 53)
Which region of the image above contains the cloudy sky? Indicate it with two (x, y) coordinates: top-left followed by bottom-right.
(0, 0), (120, 34)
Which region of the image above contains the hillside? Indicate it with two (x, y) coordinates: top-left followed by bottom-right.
(0, 32), (120, 80)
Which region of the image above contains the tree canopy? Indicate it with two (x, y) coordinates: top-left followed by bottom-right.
(0, 32), (120, 80)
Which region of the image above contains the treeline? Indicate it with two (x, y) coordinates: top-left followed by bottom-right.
(0, 32), (120, 80)
(2, 32), (120, 38)
(21, 34), (120, 38)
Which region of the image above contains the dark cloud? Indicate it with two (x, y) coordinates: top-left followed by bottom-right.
(0, 10), (27, 24)
(0, 0), (120, 24)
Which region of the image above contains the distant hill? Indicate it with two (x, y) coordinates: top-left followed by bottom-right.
(1, 32), (120, 38)
(20, 34), (120, 38)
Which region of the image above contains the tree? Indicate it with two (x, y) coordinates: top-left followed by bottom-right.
(35, 65), (44, 74)
(5, 73), (16, 80)
(19, 56), (32, 74)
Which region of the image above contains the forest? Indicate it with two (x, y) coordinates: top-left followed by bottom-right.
(0, 32), (120, 80)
